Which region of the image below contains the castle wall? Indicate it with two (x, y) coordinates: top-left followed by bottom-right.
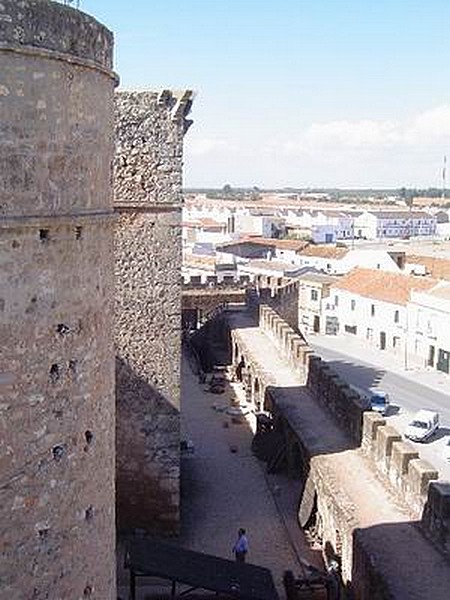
(114, 91), (192, 533)
(0, 1), (117, 598)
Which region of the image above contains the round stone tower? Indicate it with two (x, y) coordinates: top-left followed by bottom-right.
(0, 1), (117, 598)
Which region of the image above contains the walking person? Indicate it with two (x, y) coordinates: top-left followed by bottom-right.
(232, 528), (249, 563)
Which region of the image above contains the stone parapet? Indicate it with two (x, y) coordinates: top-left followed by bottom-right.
(361, 412), (385, 454)
(389, 441), (419, 489)
(406, 458), (438, 518)
(307, 355), (367, 444)
(422, 482), (450, 555)
(114, 90), (192, 208)
(374, 425), (402, 475)
(182, 274), (251, 287)
(361, 412), (439, 519)
(259, 304), (308, 382)
(0, 0), (114, 70)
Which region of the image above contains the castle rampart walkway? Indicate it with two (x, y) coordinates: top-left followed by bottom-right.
(229, 311), (450, 600)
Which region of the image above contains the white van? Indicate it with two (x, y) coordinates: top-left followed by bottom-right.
(404, 410), (439, 442)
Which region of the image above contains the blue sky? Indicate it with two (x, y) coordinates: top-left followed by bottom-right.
(82, 0), (450, 188)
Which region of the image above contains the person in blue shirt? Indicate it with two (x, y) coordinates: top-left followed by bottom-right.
(232, 528), (249, 563)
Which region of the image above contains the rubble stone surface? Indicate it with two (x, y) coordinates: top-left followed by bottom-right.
(114, 90), (193, 533)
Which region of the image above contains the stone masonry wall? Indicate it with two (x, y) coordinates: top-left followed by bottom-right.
(0, 2), (117, 599)
(115, 91), (193, 533)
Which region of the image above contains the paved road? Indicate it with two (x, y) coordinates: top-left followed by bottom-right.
(309, 338), (450, 481)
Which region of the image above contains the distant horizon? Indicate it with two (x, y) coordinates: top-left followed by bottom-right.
(183, 186), (445, 193)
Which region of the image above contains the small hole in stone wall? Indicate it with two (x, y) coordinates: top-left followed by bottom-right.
(49, 364), (61, 383)
(52, 445), (66, 461)
(57, 323), (70, 336)
(39, 229), (49, 243)
(75, 226), (83, 240)
(83, 585), (92, 597)
(38, 527), (49, 540)
(85, 430), (94, 446)
(68, 359), (78, 377)
(85, 506), (94, 521)
(11, 240), (20, 248)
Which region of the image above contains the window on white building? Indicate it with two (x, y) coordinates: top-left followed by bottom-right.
(371, 304), (375, 317)
(351, 299), (356, 311)
(394, 310), (399, 323)
(334, 295), (339, 306)
(311, 289), (319, 301)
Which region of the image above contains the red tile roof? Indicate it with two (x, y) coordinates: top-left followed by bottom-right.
(220, 237), (310, 251)
(332, 268), (438, 305)
(299, 245), (349, 259)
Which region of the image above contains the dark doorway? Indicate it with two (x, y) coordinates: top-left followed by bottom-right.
(380, 331), (386, 350)
(428, 345), (435, 367)
(313, 315), (320, 333)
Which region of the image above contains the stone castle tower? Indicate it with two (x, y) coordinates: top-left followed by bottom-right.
(0, 1), (117, 598)
(114, 91), (193, 533)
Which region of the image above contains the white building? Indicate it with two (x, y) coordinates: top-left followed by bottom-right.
(232, 212), (285, 238)
(336, 249), (402, 274)
(182, 217), (230, 248)
(354, 210), (437, 239)
(315, 210), (356, 240)
(297, 273), (337, 335)
(407, 282), (450, 374)
(283, 209), (356, 241)
(325, 268), (437, 358)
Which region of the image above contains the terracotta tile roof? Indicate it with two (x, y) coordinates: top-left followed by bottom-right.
(406, 255), (450, 281)
(220, 237), (310, 252)
(299, 245), (349, 259)
(332, 268), (438, 305)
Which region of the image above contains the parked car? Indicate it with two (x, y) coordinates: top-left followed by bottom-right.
(369, 391), (390, 416)
(404, 410), (439, 442)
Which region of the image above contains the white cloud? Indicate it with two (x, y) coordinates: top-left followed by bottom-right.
(304, 119), (401, 148)
(280, 104), (450, 154)
(405, 105), (450, 143)
(184, 137), (230, 156)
